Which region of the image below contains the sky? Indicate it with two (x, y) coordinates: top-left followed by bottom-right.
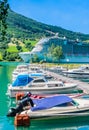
(8, 0), (89, 34)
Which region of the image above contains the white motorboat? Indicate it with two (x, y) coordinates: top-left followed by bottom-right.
(7, 75), (78, 97)
(62, 65), (89, 78)
(7, 95), (89, 120)
(49, 66), (66, 74)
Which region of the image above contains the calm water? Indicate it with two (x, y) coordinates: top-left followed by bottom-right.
(0, 62), (89, 130)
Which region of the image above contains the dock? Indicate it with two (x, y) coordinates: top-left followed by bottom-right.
(46, 71), (89, 94)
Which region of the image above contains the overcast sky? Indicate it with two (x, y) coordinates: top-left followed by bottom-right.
(8, 0), (89, 34)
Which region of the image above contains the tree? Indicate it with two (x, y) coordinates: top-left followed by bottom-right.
(0, 0), (9, 59)
(31, 54), (40, 63)
(0, 0), (9, 40)
(16, 45), (22, 52)
(48, 43), (55, 54)
(25, 42), (33, 51)
(48, 44), (63, 62)
(53, 46), (63, 61)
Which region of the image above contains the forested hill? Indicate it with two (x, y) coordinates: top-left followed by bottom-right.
(7, 9), (89, 41)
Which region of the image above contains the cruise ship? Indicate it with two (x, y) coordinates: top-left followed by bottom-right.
(19, 36), (89, 63)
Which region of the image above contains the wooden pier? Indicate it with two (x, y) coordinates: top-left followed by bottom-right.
(46, 71), (89, 94)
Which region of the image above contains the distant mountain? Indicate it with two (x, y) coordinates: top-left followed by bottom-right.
(7, 9), (89, 41)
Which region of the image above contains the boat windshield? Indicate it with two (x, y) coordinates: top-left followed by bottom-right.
(71, 100), (79, 106)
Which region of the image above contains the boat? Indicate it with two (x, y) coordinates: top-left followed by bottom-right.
(7, 95), (89, 120)
(62, 65), (89, 78)
(19, 37), (89, 63)
(48, 66), (66, 74)
(7, 75), (78, 98)
(12, 64), (45, 81)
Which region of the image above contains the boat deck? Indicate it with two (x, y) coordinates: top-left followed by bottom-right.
(46, 71), (89, 94)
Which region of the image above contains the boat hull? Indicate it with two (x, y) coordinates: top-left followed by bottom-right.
(7, 85), (77, 97)
(30, 112), (89, 120)
(63, 72), (89, 78)
(21, 106), (89, 121)
(20, 97), (89, 120)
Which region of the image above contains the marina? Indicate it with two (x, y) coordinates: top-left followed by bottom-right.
(1, 62), (89, 129)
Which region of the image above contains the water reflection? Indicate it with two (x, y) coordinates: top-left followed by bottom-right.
(12, 116), (89, 130)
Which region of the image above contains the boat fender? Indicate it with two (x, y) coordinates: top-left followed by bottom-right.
(14, 114), (30, 126)
(16, 92), (25, 100)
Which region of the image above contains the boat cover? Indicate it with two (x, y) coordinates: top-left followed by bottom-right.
(12, 75), (33, 87)
(31, 95), (72, 111)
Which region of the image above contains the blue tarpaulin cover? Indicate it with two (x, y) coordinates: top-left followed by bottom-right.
(12, 75), (33, 87)
(31, 95), (72, 111)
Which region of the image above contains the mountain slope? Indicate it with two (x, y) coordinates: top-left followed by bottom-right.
(7, 9), (89, 41)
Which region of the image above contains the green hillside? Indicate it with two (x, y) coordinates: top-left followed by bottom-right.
(1, 9), (89, 62)
(7, 9), (89, 41)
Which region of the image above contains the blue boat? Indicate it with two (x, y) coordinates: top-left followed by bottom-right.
(7, 95), (89, 120)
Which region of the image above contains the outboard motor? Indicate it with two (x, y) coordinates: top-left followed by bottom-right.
(21, 92), (32, 100)
(7, 97), (34, 117)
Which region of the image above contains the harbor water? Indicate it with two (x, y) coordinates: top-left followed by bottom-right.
(1, 62), (89, 130)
